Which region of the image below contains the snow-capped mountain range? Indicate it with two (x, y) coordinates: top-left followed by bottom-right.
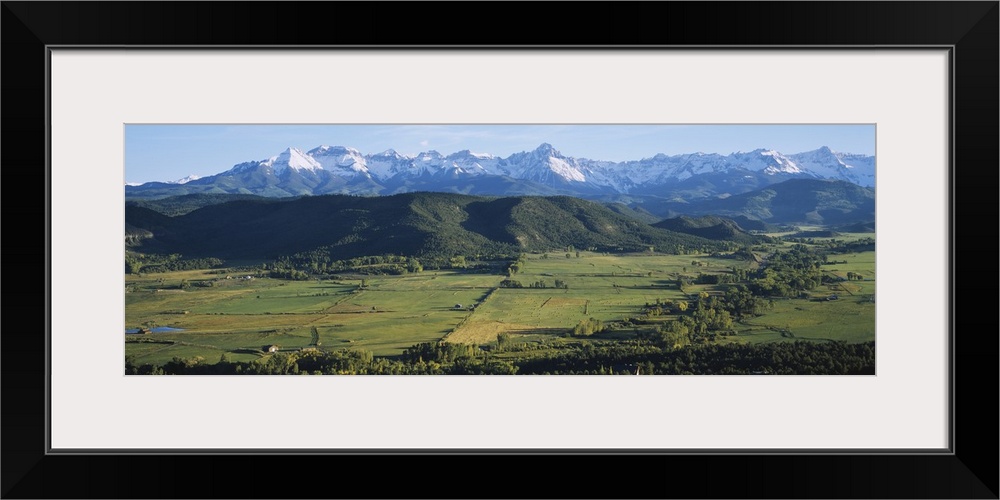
(126, 143), (874, 200)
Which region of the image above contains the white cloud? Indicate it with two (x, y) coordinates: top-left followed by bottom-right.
(419, 140), (429, 147)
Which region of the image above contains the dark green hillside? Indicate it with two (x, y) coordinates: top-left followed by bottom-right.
(832, 221), (876, 233)
(505, 196), (713, 251)
(652, 215), (770, 244)
(678, 179), (875, 224)
(126, 193), (273, 216)
(123, 206), (180, 252)
(124, 223), (154, 247)
(384, 174), (560, 197)
(602, 202), (661, 224)
(125, 193), (724, 261)
(123, 206), (176, 234)
(141, 194), (458, 260)
(729, 215), (780, 232)
(458, 196), (721, 252)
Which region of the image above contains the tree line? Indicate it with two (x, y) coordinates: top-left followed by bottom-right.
(126, 339), (874, 376)
(126, 253), (224, 274)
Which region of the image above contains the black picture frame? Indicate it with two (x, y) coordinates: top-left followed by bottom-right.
(3, 2), (996, 498)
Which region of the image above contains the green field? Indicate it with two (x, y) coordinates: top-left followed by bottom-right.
(125, 269), (496, 364)
(126, 247), (875, 366)
(446, 252), (737, 344)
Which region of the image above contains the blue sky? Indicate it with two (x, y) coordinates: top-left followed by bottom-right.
(125, 124), (875, 184)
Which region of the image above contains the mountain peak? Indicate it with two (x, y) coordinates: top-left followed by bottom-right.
(447, 149), (495, 160)
(796, 146), (837, 157)
(269, 147), (323, 173)
(306, 145), (368, 175)
(310, 145), (362, 155)
(131, 143), (875, 199)
(418, 150), (443, 159)
(169, 174), (201, 184)
(535, 143), (556, 154)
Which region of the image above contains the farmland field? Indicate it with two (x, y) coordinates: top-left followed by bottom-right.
(125, 269), (496, 364)
(122, 125), (879, 376)
(125, 246), (875, 367)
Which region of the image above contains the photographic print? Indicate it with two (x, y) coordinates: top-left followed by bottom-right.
(124, 124), (876, 375)
(18, 1), (987, 489)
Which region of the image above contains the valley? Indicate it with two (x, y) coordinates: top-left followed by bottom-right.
(124, 132), (876, 375)
(125, 225), (875, 375)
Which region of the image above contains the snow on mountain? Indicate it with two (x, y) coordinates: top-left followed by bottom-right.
(365, 148), (505, 180)
(126, 174), (202, 186)
(502, 143), (614, 188)
(307, 145), (370, 177)
(728, 149), (806, 175)
(442, 150), (503, 177)
(758, 149), (805, 174)
(401, 150), (447, 177)
(364, 149), (412, 179)
(788, 146), (875, 187)
(833, 151), (876, 187)
(178, 143), (874, 196)
(612, 152), (723, 186)
(263, 147), (324, 175)
(547, 156), (586, 182)
(169, 174), (202, 184)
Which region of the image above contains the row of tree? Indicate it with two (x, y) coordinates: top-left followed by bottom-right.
(126, 339), (874, 376)
(126, 343), (519, 375)
(126, 253), (224, 274)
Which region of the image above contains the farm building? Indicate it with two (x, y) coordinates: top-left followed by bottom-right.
(264, 345), (280, 353)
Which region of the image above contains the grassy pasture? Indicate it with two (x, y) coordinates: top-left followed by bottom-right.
(125, 270), (498, 363)
(125, 247), (875, 365)
(446, 252), (748, 345)
(821, 251), (876, 280)
(734, 297), (876, 344)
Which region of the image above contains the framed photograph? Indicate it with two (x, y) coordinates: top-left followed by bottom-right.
(121, 121), (879, 377)
(4, 2), (996, 498)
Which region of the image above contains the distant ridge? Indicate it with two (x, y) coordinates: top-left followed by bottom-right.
(126, 193), (273, 216)
(652, 215), (770, 244)
(125, 192), (730, 261)
(126, 143), (875, 202)
(668, 179), (875, 225)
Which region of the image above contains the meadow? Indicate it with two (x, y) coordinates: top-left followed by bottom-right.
(126, 234), (875, 367)
(125, 270), (495, 364)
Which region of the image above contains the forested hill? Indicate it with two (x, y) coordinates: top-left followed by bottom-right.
(125, 192), (727, 261)
(126, 193), (272, 216)
(651, 215), (770, 244)
(673, 179), (875, 224)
